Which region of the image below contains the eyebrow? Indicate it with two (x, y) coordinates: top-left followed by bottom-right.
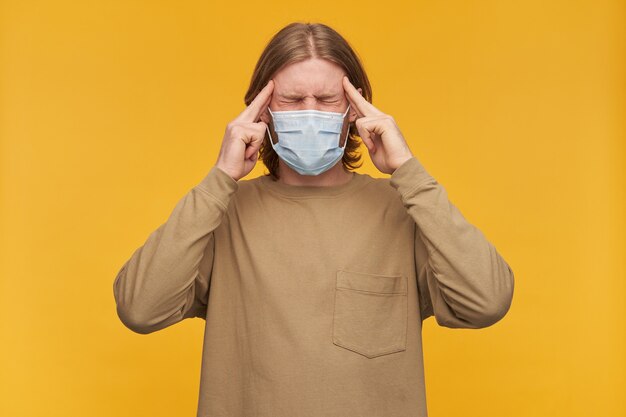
(277, 92), (341, 100)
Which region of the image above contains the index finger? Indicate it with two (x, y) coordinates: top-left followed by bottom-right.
(236, 79), (274, 123)
(342, 76), (383, 117)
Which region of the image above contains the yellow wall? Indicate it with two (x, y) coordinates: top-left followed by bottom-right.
(1, 1), (624, 416)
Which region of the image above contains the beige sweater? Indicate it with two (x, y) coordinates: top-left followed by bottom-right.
(113, 156), (515, 417)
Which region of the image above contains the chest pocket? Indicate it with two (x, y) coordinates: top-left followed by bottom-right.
(332, 269), (408, 358)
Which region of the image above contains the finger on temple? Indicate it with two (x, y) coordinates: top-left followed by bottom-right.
(342, 76), (382, 117)
(237, 80), (274, 123)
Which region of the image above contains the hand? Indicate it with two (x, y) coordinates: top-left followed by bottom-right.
(215, 79), (274, 181)
(342, 76), (414, 174)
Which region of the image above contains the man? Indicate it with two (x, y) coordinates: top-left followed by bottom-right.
(113, 22), (515, 417)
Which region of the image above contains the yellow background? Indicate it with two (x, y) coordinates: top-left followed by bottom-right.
(1, 1), (624, 416)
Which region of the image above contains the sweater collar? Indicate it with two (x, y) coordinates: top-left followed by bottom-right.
(259, 171), (369, 198)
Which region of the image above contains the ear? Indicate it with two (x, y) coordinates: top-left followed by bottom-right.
(259, 107), (270, 124)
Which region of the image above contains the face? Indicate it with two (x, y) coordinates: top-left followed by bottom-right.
(259, 58), (362, 147)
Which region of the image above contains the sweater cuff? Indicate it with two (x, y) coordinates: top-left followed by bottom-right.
(389, 156), (436, 196)
(194, 166), (239, 209)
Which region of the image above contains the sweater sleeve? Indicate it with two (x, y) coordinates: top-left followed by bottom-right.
(389, 157), (515, 328)
(113, 166), (238, 334)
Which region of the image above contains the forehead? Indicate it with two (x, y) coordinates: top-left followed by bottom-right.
(273, 58), (345, 97)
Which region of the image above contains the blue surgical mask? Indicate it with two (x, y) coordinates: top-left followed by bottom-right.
(266, 105), (351, 176)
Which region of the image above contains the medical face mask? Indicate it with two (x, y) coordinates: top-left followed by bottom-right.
(266, 104), (351, 176)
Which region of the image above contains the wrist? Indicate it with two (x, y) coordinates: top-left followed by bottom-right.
(215, 163), (239, 182)
(391, 154), (414, 173)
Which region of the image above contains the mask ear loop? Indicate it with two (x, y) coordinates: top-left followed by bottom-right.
(266, 107), (277, 147)
(340, 104), (351, 149)
(342, 104), (351, 117)
(266, 125), (275, 148)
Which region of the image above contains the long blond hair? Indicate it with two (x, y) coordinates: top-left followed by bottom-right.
(244, 22), (373, 180)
